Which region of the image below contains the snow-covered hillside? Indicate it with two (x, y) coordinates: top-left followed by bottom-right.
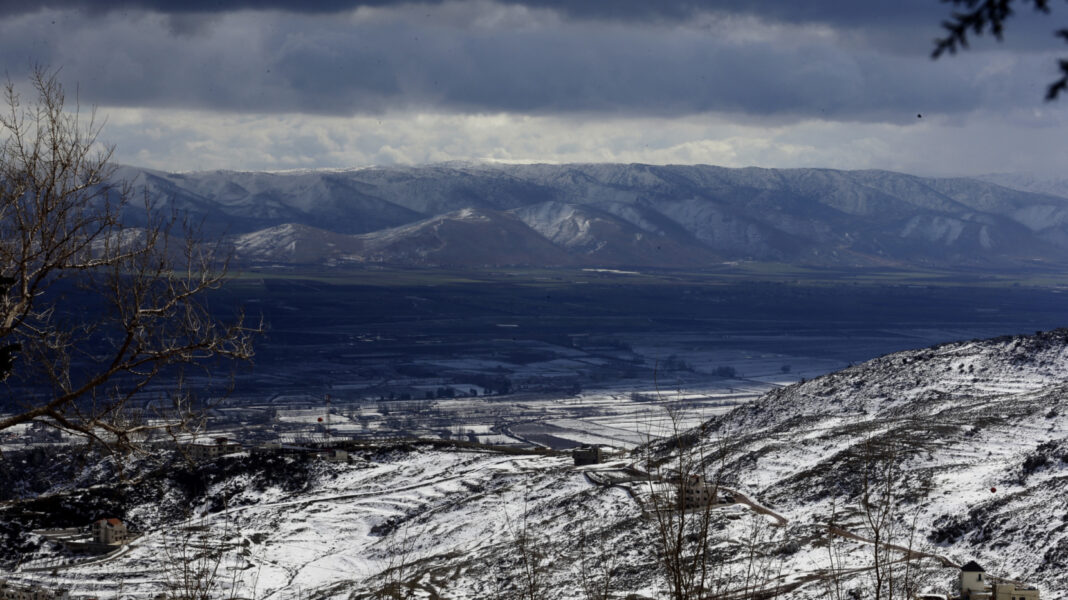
(111, 163), (1068, 269)
(696, 329), (1068, 597)
(5, 329), (1068, 598)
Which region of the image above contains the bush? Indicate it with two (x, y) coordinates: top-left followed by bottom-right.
(714, 365), (737, 378)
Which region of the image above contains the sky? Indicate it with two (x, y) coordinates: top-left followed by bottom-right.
(3, 0), (1068, 175)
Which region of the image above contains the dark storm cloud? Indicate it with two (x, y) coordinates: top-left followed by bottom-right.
(0, 1), (1059, 120)
(0, 0), (984, 25)
(3, 0), (1061, 38)
(7, 0), (1066, 54)
(1, 0), (1061, 175)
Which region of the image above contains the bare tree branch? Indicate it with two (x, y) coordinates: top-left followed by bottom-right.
(0, 66), (258, 458)
(932, 0), (1068, 100)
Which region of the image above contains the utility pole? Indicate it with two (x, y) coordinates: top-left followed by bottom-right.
(325, 392), (331, 439)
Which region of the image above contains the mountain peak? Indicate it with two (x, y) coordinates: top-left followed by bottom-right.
(110, 163), (1068, 270)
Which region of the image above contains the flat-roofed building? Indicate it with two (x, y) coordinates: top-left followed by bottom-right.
(91, 518), (129, 545)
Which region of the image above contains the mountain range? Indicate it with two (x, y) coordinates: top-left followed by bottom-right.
(113, 163), (1068, 270)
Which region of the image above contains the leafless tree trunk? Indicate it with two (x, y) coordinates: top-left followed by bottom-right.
(736, 512), (786, 599)
(857, 436), (934, 600)
(860, 437), (900, 600)
(162, 511), (251, 600)
(376, 521), (423, 599)
(822, 500), (848, 600)
(0, 67), (257, 456)
(576, 515), (619, 600)
(644, 401), (726, 600)
(503, 495), (554, 600)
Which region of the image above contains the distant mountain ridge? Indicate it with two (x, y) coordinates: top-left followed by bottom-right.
(113, 163), (1068, 269)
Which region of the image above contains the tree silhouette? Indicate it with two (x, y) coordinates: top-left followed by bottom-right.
(0, 275), (16, 381)
(933, 0), (1068, 100)
(0, 67), (257, 454)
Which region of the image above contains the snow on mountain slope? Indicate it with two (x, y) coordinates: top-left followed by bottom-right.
(122, 168), (423, 235)
(353, 207), (576, 267)
(978, 172), (1068, 204)
(232, 223), (365, 265)
(510, 201), (718, 266)
(512, 201), (614, 249)
(694, 328), (1068, 597)
(108, 162), (1068, 269)
(7, 330), (1068, 598)
(2, 447), (655, 599)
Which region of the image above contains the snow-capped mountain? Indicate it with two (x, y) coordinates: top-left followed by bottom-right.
(6, 329), (1068, 598)
(352, 207), (576, 267)
(978, 172), (1068, 202)
(232, 223), (365, 265)
(112, 163), (1068, 269)
(510, 201), (717, 266)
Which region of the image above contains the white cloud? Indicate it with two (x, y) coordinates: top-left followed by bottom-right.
(97, 106), (1068, 177)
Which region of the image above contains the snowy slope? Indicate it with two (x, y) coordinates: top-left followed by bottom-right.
(232, 223), (365, 265)
(6, 330), (1068, 598)
(693, 328), (1068, 597)
(109, 163), (1068, 269)
(510, 201), (718, 266)
(353, 207), (576, 267)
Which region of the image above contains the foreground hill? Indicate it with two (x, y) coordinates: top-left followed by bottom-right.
(699, 328), (1068, 596)
(4, 329), (1068, 598)
(114, 163), (1068, 270)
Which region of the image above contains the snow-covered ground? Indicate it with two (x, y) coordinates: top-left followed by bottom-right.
(7, 329), (1068, 599)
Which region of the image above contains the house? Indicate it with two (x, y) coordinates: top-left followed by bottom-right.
(316, 448), (349, 463)
(959, 560), (1039, 600)
(91, 518), (129, 546)
(678, 474), (717, 509)
(573, 445), (604, 466)
(184, 437), (242, 461)
(0, 581), (70, 600)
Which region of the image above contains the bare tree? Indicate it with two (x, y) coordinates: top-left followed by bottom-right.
(822, 499), (849, 600)
(161, 509), (257, 600)
(503, 495), (555, 600)
(856, 436), (934, 600)
(0, 67), (256, 454)
(375, 520), (424, 600)
(860, 438), (899, 600)
(643, 402), (728, 600)
(575, 511), (619, 600)
(0, 275), (15, 380)
(933, 0), (1068, 100)
(735, 512), (786, 599)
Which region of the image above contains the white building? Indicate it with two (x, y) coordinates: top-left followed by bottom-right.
(678, 474), (717, 509)
(91, 518), (129, 545)
(184, 438), (242, 461)
(959, 560), (1039, 600)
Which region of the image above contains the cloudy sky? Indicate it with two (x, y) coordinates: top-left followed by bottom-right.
(3, 0), (1068, 175)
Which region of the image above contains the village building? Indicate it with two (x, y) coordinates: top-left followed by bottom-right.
(91, 518), (129, 546)
(184, 437), (243, 461)
(959, 560), (1039, 600)
(316, 448), (349, 463)
(572, 445), (604, 466)
(679, 474), (717, 509)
